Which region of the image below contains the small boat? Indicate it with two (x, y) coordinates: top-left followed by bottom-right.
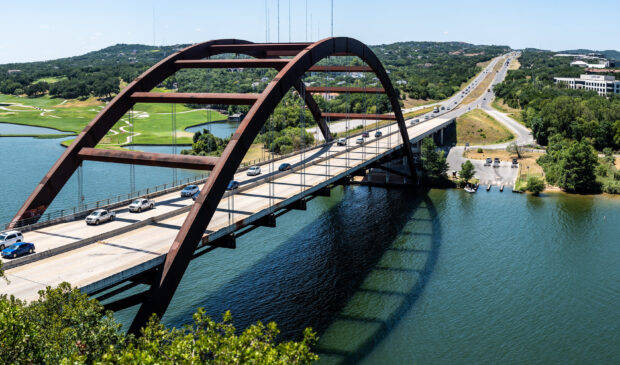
(464, 185), (476, 193)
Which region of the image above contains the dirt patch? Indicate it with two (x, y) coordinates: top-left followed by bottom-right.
(508, 58), (521, 70)
(54, 97), (104, 108)
(402, 98), (436, 108)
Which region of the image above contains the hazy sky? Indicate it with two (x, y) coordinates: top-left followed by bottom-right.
(1, 0), (618, 64)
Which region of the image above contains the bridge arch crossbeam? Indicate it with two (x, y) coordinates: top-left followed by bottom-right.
(128, 37), (417, 333)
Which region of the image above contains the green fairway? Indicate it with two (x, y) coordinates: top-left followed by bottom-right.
(0, 93), (227, 147)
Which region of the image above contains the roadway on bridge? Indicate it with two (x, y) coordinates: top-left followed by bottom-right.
(0, 53), (516, 302)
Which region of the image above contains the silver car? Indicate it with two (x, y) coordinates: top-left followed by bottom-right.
(247, 166), (261, 176)
(129, 198), (155, 213)
(0, 230), (23, 250)
(85, 209), (116, 225)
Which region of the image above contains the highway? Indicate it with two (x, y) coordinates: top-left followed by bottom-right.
(0, 53), (516, 302)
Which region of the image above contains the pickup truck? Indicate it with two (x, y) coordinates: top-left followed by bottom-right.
(129, 198), (155, 213)
(85, 209), (116, 225)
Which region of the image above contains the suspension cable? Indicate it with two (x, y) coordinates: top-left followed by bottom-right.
(129, 106), (136, 195)
(172, 103), (178, 186)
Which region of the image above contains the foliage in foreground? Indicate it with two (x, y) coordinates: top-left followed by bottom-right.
(0, 283), (318, 364)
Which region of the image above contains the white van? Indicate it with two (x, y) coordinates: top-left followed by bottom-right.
(0, 230), (23, 250)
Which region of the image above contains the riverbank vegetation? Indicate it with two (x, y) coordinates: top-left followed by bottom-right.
(492, 50), (620, 194)
(420, 138), (451, 186)
(456, 109), (514, 145)
(0, 282), (318, 363)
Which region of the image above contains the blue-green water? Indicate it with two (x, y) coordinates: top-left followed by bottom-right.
(1, 133), (619, 364)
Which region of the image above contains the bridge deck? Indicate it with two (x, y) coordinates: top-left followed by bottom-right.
(0, 116), (454, 301)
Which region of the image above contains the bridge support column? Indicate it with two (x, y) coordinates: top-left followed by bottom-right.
(440, 128), (444, 145)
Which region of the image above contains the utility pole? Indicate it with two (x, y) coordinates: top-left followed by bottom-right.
(331, 0), (333, 37)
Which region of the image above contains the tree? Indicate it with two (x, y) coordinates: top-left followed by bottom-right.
(506, 142), (522, 159)
(0, 283), (319, 364)
(526, 176), (545, 196)
(460, 160), (476, 183)
(420, 137), (449, 184)
(603, 147), (615, 166)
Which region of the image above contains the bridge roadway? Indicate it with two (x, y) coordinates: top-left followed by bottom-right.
(0, 54), (512, 302)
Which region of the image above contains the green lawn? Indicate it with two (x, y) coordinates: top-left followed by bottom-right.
(34, 76), (67, 84)
(0, 93), (227, 147)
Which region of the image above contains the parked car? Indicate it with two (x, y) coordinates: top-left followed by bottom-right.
(511, 158), (518, 168)
(85, 209), (116, 225)
(361, 131), (369, 138)
(484, 157), (492, 166)
(226, 180), (240, 190)
(375, 130), (383, 137)
(336, 138), (347, 146)
(1, 242), (35, 259)
(278, 163), (292, 171)
(493, 157), (500, 168)
(0, 230), (23, 250)
(181, 185), (200, 197)
(129, 198), (155, 213)
(247, 166), (261, 176)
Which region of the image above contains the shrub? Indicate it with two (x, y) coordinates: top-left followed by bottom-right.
(526, 176), (545, 196)
(477, 147), (483, 153)
(596, 164), (608, 177)
(602, 181), (620, 194)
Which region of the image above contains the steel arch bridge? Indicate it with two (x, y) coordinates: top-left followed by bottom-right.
(12, 37), (417, 333)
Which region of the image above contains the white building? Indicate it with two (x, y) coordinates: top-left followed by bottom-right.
(554, 74), (620, 96)
(570, 60), (610, 68)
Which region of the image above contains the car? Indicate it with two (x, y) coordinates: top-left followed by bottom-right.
(181, 185), (199, 197)
(361, 131), (369, 138)
(355, 137), (364, 145)
(454, 101), (457, 104)
(278, 163), (292, 171)
(483, 97), (486, 100)
(191, 192), (200, 201)
(511, 158), (519, 168)
(336, 138), (347, 146)
(85, 209), (116, 225)
(1, 242), (35, 259)
(410, 118), (420, 125)
(441, 106), (445, 110)
(247, 166), (261, 176)
(493, 157), (500, 168)
(374, 130), (383, 137)
(484, 157), (492, 166)
(446, 107), (451, 111)
(226, 180), (240, 190)
(129, 198), (155, 213)
(425, 115), (430, 120)
(0, 230), (23, 250)
(465, 143), (470, 147)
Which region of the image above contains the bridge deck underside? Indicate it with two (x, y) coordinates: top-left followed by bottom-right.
(0, 117), (453, 302)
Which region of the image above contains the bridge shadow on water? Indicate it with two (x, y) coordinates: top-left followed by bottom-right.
(116, 185), (440, 364)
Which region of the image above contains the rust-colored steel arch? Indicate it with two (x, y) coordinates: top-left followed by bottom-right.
(128, 37), (417, 333)
(9, 39), (330, 227)
(9, 36), (417, 333)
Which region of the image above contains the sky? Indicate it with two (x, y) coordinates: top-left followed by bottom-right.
(0, 0), (618, 64)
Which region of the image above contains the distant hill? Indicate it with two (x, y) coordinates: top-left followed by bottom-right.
(0, 41), (510, 101)
(559, 49), (620, 60)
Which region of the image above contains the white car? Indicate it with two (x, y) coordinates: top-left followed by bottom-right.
(85, 209), (116, 225)
(129, 198), (155, 213)
(355, 137), (364, 145)
(0, 230), (23, 250)
(336, 138), (347, 146)
(247, 166), (261, 176)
